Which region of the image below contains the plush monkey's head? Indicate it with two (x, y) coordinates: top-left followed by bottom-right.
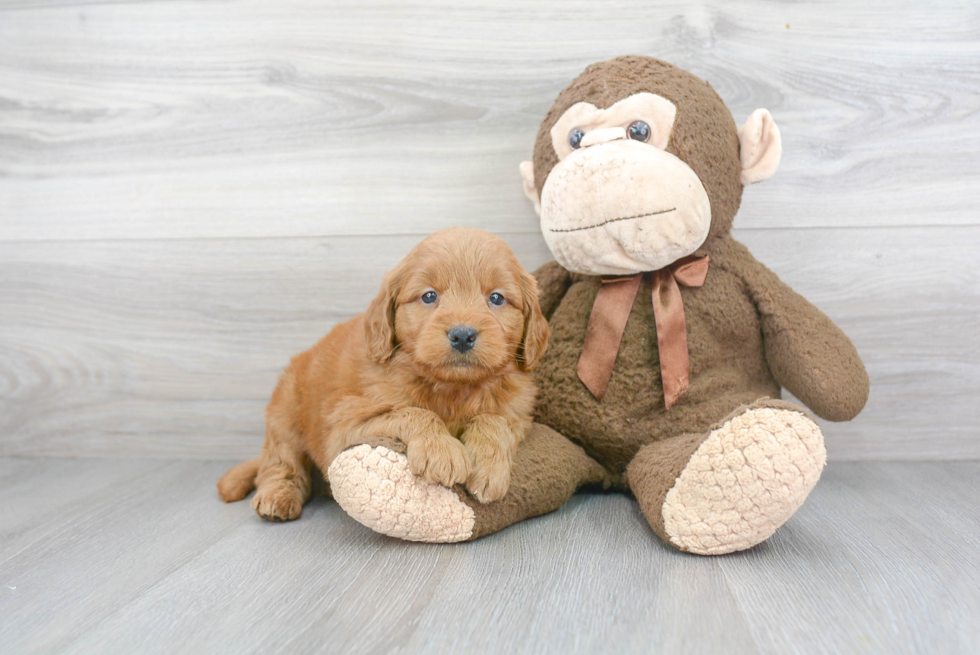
(521, 56), (781, 276)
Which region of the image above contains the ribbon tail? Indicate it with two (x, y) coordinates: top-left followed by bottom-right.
(577, 275), (642, 401)
(651, 270), (691, 410)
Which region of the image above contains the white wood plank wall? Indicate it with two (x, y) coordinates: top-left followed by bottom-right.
(1, 1), (977, 460)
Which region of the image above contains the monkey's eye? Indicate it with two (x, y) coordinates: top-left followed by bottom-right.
(488, 292), (505, 307)
(568, 128), (585, 149)
(421, 291), (438, 305)
(627, 120), (651, 142)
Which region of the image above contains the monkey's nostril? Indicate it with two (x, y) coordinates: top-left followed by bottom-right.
(448, 326), (478, 353)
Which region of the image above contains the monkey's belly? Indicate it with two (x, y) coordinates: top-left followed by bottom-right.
(533, 280), (780, 476)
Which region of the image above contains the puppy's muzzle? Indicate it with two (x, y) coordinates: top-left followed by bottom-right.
(447, 325), (478, 353)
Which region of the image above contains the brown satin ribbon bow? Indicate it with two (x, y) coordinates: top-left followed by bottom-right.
(576, 255), (710, 409)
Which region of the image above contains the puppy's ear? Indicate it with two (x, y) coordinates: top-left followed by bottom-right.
(518, 269), (549, 371)
(364, 267), (403, 364)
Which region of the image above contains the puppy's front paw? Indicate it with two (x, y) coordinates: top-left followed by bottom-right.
(465, 446), (511, 503)
(407, 433), (469, 488)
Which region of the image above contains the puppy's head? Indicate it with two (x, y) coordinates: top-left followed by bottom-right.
(365, 227), (548, 382)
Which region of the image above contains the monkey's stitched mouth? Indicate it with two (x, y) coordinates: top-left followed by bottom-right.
(548, 208), (676, 233)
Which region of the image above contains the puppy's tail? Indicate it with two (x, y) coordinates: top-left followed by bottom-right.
(217, 458), (261, 503)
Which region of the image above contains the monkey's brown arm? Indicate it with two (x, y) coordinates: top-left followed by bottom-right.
(532, 261), (574, 320)
(723, 239), (869, 421)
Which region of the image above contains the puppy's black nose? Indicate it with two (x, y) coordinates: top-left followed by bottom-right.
(448, 326), (478, 353)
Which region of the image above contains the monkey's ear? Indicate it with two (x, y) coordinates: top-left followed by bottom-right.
(364, 267), (402, 364)
(519, 161), (542, 216)
(738, 109), (782, 185)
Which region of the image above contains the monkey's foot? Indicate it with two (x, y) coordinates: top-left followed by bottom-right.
(661, 407), (826, 555)
(327, 444), (475, 543)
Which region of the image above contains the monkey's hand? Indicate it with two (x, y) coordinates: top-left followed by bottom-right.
(735, 241), (869, 421)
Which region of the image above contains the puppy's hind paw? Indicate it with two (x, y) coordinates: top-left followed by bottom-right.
(251, 483), (304, 522)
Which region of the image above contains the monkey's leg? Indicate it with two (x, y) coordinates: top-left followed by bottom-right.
(327, 424), (607, 543)
(627, 399), (826, 555)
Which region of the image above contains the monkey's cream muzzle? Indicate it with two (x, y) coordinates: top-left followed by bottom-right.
(539, 135), (711, 276)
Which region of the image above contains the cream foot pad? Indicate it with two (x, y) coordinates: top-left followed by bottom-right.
(662, 408), (826, 555)
(327, 444), (475, 543)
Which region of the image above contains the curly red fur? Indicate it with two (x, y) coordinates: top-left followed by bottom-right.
(217, 227), (548, 518)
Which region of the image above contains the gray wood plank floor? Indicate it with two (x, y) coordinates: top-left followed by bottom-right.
(0, 458), (976, 655)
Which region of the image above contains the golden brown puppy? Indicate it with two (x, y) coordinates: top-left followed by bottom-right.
(217, 227), (549, 521)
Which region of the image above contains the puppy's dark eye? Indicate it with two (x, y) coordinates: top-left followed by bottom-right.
(421, 291), (438, 304)
(568, 128), (585, 149)
(627, 120), (650, 142)
(488, 292), (505, 307)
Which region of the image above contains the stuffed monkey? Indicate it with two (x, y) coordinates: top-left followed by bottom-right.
(328, 56), (868, 554)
